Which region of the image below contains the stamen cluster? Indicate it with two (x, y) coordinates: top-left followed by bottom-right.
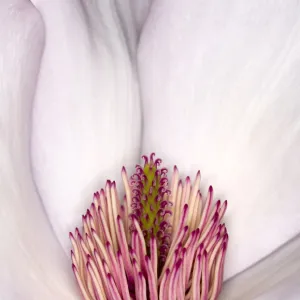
(70, 153), (228, 300)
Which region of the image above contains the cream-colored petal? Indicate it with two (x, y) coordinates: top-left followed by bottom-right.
(31, 0), (141, 252)
(138, 0), (300, 281)
(0, 1), (78, 299)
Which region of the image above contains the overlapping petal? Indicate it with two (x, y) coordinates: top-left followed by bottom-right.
(0, 1), (78, 298)
(138, 0), (300, 284)
(30, 0), (141, 251)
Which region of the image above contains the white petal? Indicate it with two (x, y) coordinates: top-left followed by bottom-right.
(131, 0), (153, 36)
(0, 1), (78, 298)
(139, 0), (300, 280)
(220, 234), (300, 299)
(31, 0), (141, 251)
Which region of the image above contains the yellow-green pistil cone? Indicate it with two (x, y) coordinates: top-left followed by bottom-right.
(130, 154), (172, 262)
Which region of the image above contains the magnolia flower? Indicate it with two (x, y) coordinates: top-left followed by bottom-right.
(70, 153), (228, 299)
(1, 0), (300, 300)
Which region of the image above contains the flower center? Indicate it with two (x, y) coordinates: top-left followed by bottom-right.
(70, 153), (229, 300)
(130, 154), (171, 263)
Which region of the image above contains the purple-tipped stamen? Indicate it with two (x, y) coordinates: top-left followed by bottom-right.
(70, 153), (228, 299)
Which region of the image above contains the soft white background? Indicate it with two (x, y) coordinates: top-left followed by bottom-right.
(0, 0), (299, 299)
